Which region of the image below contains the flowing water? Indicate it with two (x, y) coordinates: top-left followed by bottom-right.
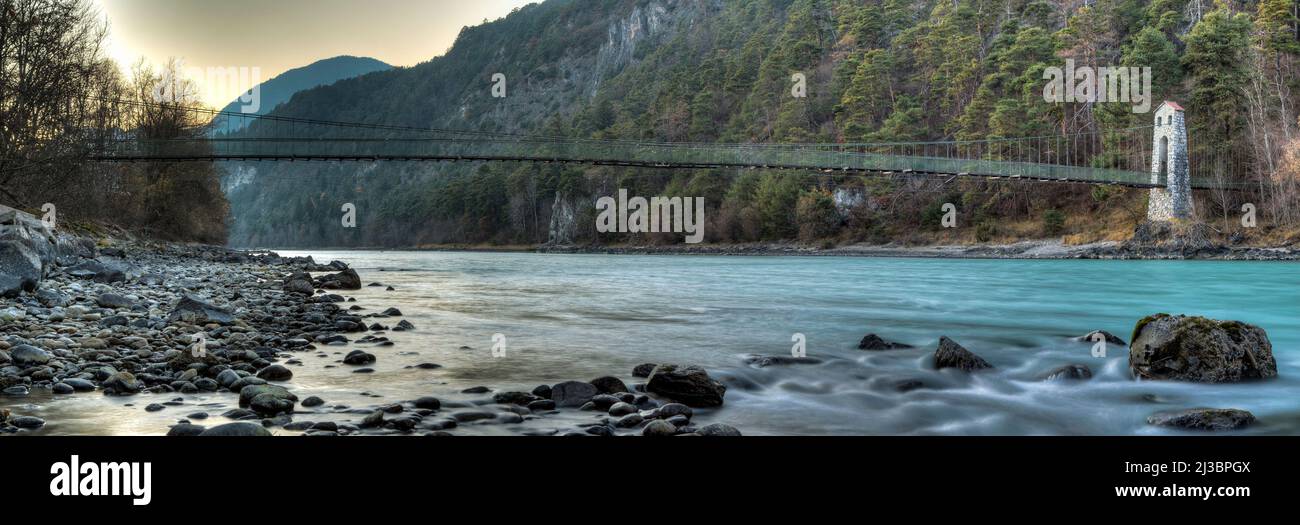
(11, 251), (1300, 435)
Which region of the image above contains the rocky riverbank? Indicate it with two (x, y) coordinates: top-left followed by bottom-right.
(0, 214), (741, 436)
(537, 220), (1298, 260)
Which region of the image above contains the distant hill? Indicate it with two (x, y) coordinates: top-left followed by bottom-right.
(219, 55), (390, 129)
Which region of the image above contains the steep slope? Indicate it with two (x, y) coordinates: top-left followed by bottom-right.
(226, 0), (714, 247)
(224, 0), (1298, 249)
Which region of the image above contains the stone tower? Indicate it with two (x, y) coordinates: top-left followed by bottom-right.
(1147, 101), (1192, 221)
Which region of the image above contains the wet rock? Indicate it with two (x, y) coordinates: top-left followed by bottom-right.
(343, 350), (376, 365)
(642, 419), (677, 437)
(256, 364), (293, 382)
(615, 413), (644, 428)
(531, 384), (552, 399)
(645, 364), (726, 408)
(857, 334), (914, 350)
(933, 337), (992, 372)
(656, 403), (693, 420)
(11, 415), (45, 429)
(413, 396), (441, 410)
(1147, 408), (1256, 431)
(199, 422), (272, 436)
(526, 399), (555, 411)
(250, 392), (295, 416)
(461, 386), (490, 394)
(316, 268), (362, 290)
(238, 384), (298, 407)
(589, 394), (620, 410)
(360, 411), (385, 428)
(696, 423), (742, 436)
(102, 371), (143, 394)
(1076, 330), (1126, 346)
(550, 381), (599, 408)
(1129, 314), (1277, 383)
(222, 408), (259, 420)
(608, 402), (637, 417)
(590, 376), (629, 395)
(51, 382), (74, 394)
(452, 410), (497, 423)
(586, 424), (615, 436)
(632, 363), (657, 378)
(393, 320), (415, 331)
(166, 424), (206, 436)
(63, 378), (95, 392)
(145, 403), (165, 412)
(380, 307), (402, 316)
(216, 369), (241, 388)
(1041, 364), (1093, 381)
(493, 391), (539, 405)
(167, 295), (235, 325)
(301, 396), (325, 407)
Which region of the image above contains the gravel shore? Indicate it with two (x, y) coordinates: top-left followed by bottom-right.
(0, 240), (736, 437)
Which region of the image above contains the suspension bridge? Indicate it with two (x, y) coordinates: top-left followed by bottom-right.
(86, 99), (1244, 220)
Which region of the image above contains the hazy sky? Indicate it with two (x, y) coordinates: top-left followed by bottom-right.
(92, 0), (535, 107)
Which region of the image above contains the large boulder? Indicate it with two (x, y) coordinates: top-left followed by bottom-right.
(1147, 408), (1256, 431)
(645, 364), (726, 408)
(933, 337), (992, 371)
(315, 268), (361, 290)
(1129, 314), (1277, 383)
(0, 241), (41, 297)
(167, 295), (235, 325)
(0, 205), (57, 273)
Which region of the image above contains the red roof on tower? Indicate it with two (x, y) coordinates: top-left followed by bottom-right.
(1159, 101), (1184, 111)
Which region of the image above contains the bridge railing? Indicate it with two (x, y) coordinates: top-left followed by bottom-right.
(93, 134), (1168, 187)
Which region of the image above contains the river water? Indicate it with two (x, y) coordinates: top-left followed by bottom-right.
(11, 251), (1300, 435)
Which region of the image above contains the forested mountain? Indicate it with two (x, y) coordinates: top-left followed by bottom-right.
(225, 0), (1300, 248)
(218, 55), (390, 131)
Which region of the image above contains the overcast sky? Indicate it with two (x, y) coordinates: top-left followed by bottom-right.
(93, 0), (535, 106)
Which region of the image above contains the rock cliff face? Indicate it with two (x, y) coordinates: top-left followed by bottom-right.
(547, 192), (580, 245)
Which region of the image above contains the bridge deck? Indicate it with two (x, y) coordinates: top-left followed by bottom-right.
(89, 137), (1199, 189)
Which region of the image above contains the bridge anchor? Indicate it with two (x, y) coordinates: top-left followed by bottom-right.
(1147, 101), (1193, 221)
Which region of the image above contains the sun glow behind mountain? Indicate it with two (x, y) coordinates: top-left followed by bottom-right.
(90, 0), (535, 107)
